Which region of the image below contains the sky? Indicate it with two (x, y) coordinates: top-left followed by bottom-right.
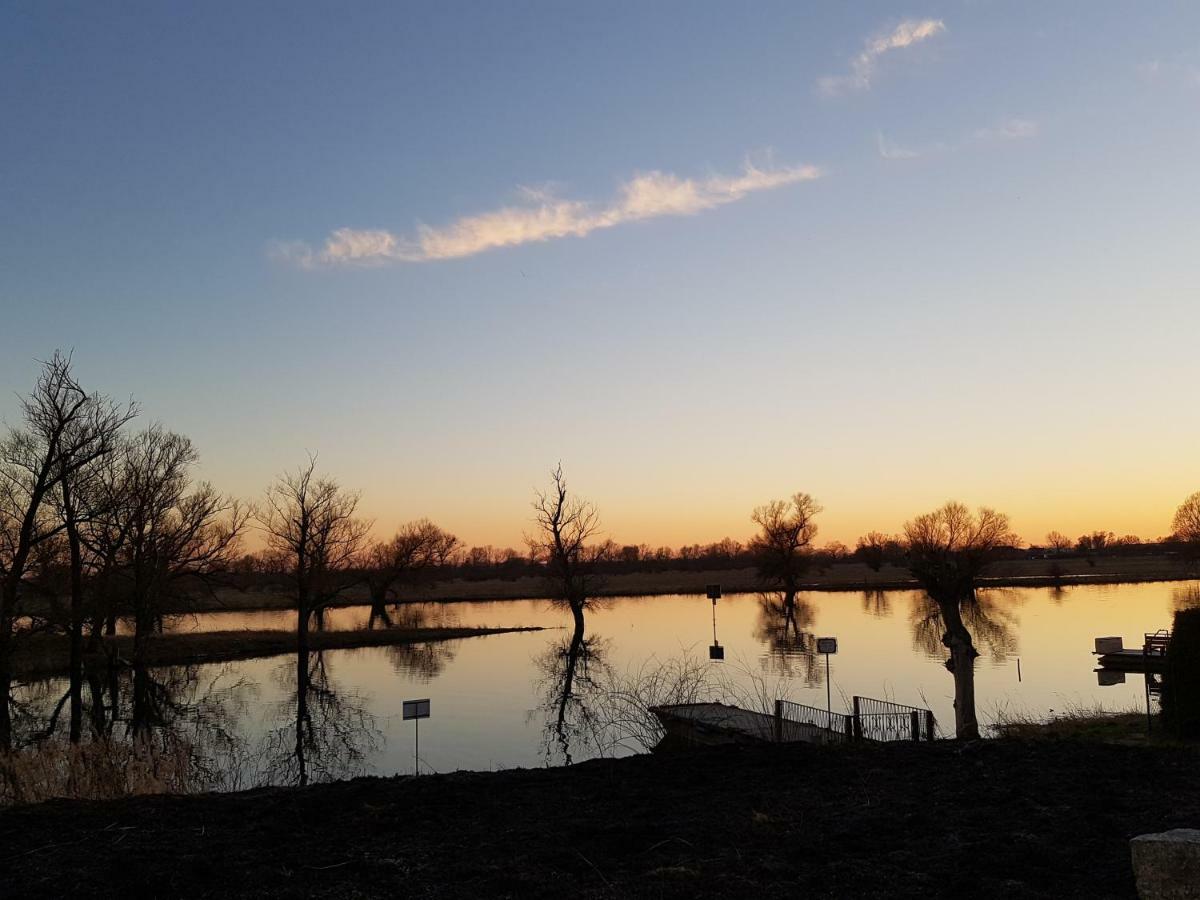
(2, 2), (1199, 551)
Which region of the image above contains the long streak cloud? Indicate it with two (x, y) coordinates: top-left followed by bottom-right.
(817, 19), (946, 96)
(274, 158), (822, 267)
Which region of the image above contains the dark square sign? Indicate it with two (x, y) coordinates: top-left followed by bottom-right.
(816, 637), (838, 655)
(403, 698), (431, 720)
(706, 584), (721, 600)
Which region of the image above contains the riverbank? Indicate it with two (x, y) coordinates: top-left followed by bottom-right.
(1, 738), (1196, 897)
(11, 625), (547, 677)
(197, 554), (1197, 612)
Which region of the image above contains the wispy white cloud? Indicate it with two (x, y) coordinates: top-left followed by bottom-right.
(1138, 58), (1200, 88)
(817, 19), (946, 96)
(877, 117), (1038, 160)
(274, 157), (822, 267)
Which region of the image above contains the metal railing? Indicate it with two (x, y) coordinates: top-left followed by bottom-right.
(775, 696), (936, 743)
(852, 696), (937, 741)
(777, 700), (854, 742)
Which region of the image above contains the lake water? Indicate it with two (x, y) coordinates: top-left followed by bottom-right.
(20, 581), (1195, 786)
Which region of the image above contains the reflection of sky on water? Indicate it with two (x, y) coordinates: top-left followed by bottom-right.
(30, 581), (1189, 779)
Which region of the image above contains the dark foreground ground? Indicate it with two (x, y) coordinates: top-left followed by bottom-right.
(2, 739), (1196, 898)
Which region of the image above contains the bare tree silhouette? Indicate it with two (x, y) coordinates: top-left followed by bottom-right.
(360, 520), (459, 628)
(903, 502), (1017, 739)
(0, 352), (135, 749)
(749, 493), (821, 599)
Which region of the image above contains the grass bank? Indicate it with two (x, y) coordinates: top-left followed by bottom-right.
(0, 738), (1196, 897)
(194, 554), (1197, 613)
(11, 625), (546, 677)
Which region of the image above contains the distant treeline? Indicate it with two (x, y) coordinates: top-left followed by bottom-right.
(226, 533), (1193, 585)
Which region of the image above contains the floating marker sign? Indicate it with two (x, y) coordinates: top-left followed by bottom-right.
(706, 584), (721, 600)
(403, 698), (431, 720)
(817, 637), (838, 655)
(709, 644), (725, 660)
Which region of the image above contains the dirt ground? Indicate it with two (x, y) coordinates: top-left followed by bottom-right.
(1, 738), (1196, 898)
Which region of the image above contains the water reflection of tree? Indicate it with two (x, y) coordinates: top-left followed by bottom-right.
(262, 649), (380, 787)
(753, 592), (822, 684)
(1172, 584), (1200, 613)
(13, 661), (254, 790)
(534, 617), (606, 765)
(369, 603), (462, 680)
(908, 590), (1022, 663)
(860, 589), (892, 618)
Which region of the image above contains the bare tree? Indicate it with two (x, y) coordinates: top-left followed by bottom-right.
(1044, 531), (1072, 553)
(854, 530), (893, 572)
(1173, 492), (1200, 562)
(360, 519), (459, 627)
(903, 501), (1017, 739)
(258, 458), (370, 783)
(94, 427), (248, 684)
(0, 352), (135, 748)
(749, 493), (821, 597)
(526, 464), (601, 633)
(258, 457), (371, 647)
(526, 464), (602, 761)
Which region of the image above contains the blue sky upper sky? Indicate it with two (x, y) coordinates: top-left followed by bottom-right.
(2, 2), (1198, 548)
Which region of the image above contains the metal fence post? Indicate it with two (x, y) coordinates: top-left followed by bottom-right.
(910, 709), (920, 741)
(852, 696), (862, 741)
(774, 698), (783, 743)
(925, 710), (935, 741)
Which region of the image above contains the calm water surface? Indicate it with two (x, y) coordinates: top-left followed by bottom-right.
(29, 581), (1195, 782)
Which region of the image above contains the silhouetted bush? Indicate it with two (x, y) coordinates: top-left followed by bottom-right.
(1161, 607), (1200, 738)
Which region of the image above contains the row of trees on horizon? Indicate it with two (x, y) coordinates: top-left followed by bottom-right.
(4, 353), (1200, 750)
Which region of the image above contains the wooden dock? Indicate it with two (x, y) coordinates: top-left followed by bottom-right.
(1094, 632), (1170, 674)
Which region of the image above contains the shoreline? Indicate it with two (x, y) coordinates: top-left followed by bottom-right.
(191, 555), (1198, 613)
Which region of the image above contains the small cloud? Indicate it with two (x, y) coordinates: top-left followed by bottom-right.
(876, 132), (923, 160)
(276, 156), (823, 267)
(818, 19), (946, 97)
(973, 118), (1038, 142)
(877, 117), (1038, 161)
(1139, 58), (1200, 88)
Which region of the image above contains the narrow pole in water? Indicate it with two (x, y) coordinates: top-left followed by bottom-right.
(825, 653), (832, 730)
(1017, 657), (1022, 682)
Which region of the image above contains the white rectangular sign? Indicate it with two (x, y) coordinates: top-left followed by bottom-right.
(403, 698), (431, 720)
(816, 637), (838, 655)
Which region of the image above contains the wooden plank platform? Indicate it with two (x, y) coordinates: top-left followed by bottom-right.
(1096, 650), (1168, 673)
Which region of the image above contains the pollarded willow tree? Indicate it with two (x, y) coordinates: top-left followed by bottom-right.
(903, 501), (1017, 739)
(360, 519), (460, 627)
(749, 492), (822, 600)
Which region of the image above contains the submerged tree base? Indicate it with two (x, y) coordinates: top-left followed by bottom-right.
(1, 739), (1197, 897)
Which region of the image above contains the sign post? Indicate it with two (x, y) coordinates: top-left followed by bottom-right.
(816, 637), (838, 729)
(706, 585), (723, 660)
(402, 698), (431, 775)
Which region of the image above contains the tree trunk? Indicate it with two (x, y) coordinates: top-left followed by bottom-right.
(63, 480), (84, 744)
(0, 583), (15, 751)
(939, 598), (980, 739)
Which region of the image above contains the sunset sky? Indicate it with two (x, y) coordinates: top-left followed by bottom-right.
(2, 2), (1198, 550)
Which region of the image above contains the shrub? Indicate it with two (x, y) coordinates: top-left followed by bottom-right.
(1161, 608), (1200, 738)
